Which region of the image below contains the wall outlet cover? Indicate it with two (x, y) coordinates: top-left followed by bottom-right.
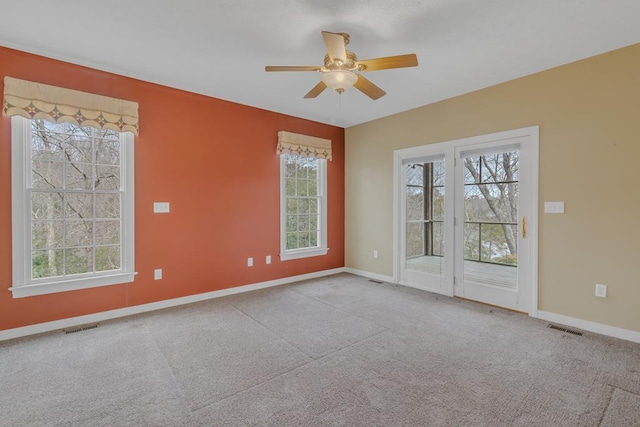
(154, 269), (162, 280)
(595, 283), (607, 298)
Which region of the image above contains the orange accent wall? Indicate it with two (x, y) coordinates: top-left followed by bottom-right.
(0, 46), (345, 331)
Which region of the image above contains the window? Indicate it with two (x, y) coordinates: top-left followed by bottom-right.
(463, 151), (519, 266)
(280, 153), (327, 260)
(10, 116), (135, 298)
(405, 160), (445, 260)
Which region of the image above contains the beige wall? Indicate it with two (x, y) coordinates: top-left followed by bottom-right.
(345, 43), (640, 333)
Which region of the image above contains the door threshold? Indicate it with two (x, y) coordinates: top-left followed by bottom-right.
(453, 296), (527, 315)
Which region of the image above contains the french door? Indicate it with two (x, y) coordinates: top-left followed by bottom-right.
(402, 155), (448, 293)
(395, 127), (538, 314)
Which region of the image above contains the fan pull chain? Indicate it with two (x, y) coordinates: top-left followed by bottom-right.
(330, 92), (339, 125)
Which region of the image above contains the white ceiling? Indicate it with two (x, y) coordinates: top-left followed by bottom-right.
(2, 1), (640, 128)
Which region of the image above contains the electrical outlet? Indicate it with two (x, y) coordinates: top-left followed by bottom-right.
(373, 250), (379, 259)
(266, 255), (271, 264)
(595, 283), (607, 298)
(154, 269), (162, 280)
(247, 257), (253, 267)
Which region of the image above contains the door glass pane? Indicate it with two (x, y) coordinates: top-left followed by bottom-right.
(405, 160), (445, 276)
(462, 151), (518, 289)
(406, 221), (425, 258)
(406, 186), (424, 221)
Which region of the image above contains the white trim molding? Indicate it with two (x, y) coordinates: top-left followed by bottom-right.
(537, 310), (640, 344)
(279, 154), (328, 261)
(0, 267), (346, 342)
(10, 116), (135, 298)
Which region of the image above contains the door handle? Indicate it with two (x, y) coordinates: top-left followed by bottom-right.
(522, 216), (527, 239)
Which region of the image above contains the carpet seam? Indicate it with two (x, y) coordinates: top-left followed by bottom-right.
(606, 383), (640, 396)
(289, 281), (393, 332)
(143, 322), (196, 417)
(147, 304), (313, 415)
(229, 301), (318, 360)
(230, 297), (390, 362)
(192, 328), (391, 412)
(230, 287), (390, 360)
(190, 297), (390, 411)
(596, 386), (615, 427)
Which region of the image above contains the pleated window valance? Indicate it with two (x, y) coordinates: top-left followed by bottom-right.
(277, 131), (332, 160)
(3, 77), (139, 135)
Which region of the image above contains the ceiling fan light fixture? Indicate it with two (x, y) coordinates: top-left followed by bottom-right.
(321, 70), (358, 94)
(265, 31), (418, 100)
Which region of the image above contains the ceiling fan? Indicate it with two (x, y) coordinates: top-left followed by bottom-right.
(265, 31), (418, 100)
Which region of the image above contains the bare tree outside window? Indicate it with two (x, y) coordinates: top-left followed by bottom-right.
(463, 151), (519, 266)
(30, 120), (121, 279)
(405, 152), (518, 267)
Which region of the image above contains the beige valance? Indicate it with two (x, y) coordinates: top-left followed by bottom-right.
(3, 77), (139, 135)
(277, 131), (332, 160)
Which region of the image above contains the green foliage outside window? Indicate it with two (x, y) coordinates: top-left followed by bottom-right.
(284, 154), (321, 251)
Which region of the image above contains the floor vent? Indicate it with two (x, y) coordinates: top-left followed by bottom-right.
(368, 279), (384, 284)
(548, 324), (583, 336)
(64, 323), (99, 335)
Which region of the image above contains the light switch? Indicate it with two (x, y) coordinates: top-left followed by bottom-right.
(544, 201), (565, 214)
(154, 202), (170, 213)
(154, 269), (162, 280)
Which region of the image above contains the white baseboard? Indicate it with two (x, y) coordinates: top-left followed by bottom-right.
(8, 270), (637, 345)
(344, 269), (640, 344)
(0, 267), (347, 342)
(343, 267), (395, 284)
(537, 310), (640, 344)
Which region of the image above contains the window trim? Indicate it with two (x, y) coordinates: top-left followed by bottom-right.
(279, 153), (328, 261)
(9, 116), (135, 298)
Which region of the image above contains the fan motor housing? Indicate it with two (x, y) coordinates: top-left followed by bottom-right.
(323, 51), (362, 72)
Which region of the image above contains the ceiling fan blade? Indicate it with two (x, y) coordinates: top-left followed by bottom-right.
(357, 54), (418, 71)
(303, 81), (327, 98)
(354, 74), (386, 100)
(322, 31), (347, 63)
(265, 66), (321, 72)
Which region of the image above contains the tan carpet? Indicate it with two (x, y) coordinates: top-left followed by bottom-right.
(1, 273), (638, 426)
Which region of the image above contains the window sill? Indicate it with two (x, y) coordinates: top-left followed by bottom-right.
(280, 247), (328, 261)
(9, 272), (136, 298)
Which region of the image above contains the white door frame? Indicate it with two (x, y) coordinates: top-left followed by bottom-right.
(393, 126), (539, 316)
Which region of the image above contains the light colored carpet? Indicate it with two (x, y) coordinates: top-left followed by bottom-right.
(1, 273), (639, 426)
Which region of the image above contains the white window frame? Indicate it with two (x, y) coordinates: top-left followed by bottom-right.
(279, 153), (328, 261)
(9, 116), (135, 298)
